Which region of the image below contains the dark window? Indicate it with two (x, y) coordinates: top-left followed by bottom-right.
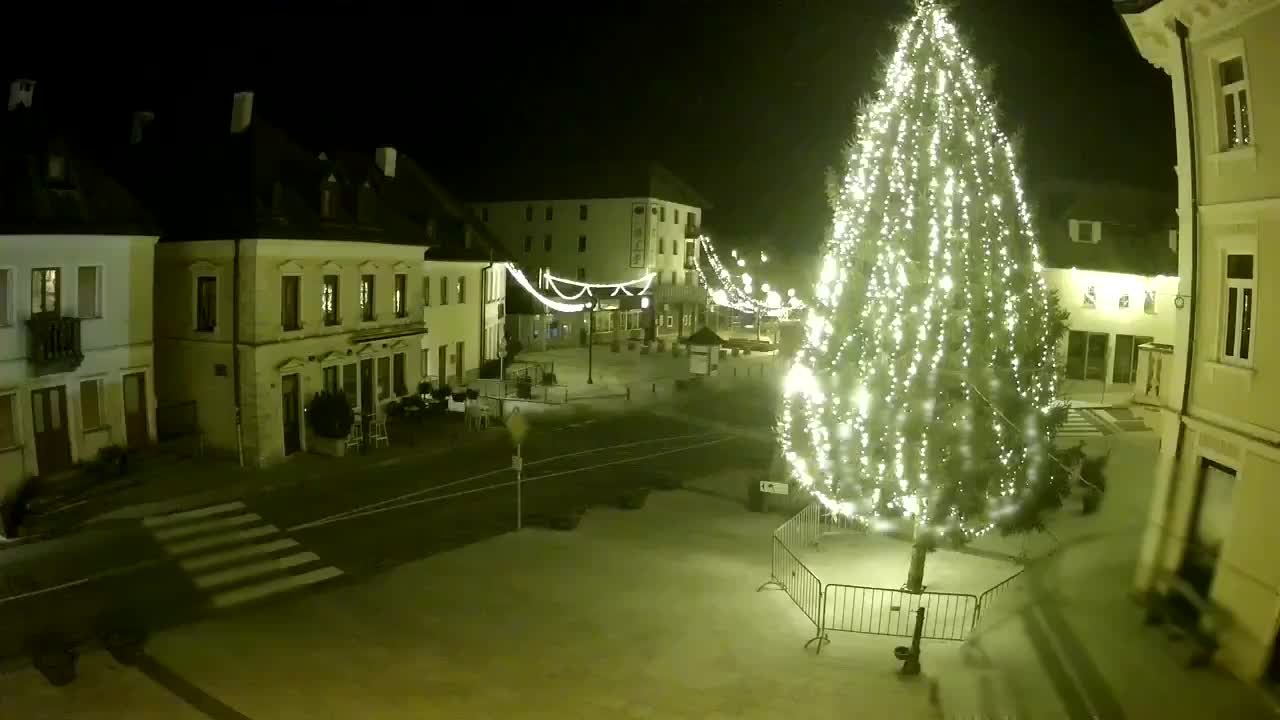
(544, 235), (552, 252)
(577, 268), (586, 281)
(525, 205), (533, 221)
(524, 236), (533, 252)
(360, 274), (375, 321)
(378, 356), (390, 399)
(196, 276), (216, 331)
(422, 276), (431, 307)
(394, 273), (407, 317)
(281, 275), (301, 330)
(670, 271), (677, 285)
(322, 274), (339, 325)
(481, 207), (489, 222)
(441, 275), (449, 306)
(658, 237), (665, 254)
(545, 206), (553, 221)
(634, 206), (644, 215)
(321, 187), (336, 218)
(457, 276), (466, 304)
(393, 353), (407, 396)
(31, 268), (59, 314)
(1220, 57), (1245, 85)
(1227, 254), (1254, 279)
(660, 206), (666, 222)
(323, 365), (339, 394)
(578, 235), (587, 252)
(579, 204), (588, 220)
(342, 363), (357, 406)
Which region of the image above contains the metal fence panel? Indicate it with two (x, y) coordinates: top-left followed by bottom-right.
(774, 502), (820, 549)
(823, 584), (977, 642)
(766, 536), (824, 630)
(974, 568), (1026, 630)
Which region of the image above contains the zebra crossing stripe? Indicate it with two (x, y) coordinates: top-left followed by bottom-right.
(210, 567), (344, 609)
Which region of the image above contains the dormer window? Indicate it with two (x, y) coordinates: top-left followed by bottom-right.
(1070, 219), (1100, 244)
(47, 154), (65, 181)
(320, 186), (336, 219)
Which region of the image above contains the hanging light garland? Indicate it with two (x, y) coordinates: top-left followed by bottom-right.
(544, 271), (655, 300)
(695, 235), (805, 317)
(506, 264), (656, 313)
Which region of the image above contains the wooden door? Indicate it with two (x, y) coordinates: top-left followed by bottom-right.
(31, 386), (72, 475)
(281, 373), (301, 455)
(123, 372), (149, 449)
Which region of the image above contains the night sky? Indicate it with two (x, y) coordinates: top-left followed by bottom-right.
(17, 0), (1171, 258)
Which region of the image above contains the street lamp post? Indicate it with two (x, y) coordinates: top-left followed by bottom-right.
(587, 299), (595, 385)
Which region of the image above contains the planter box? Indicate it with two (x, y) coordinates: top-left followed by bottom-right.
(309, 433), (347, 457)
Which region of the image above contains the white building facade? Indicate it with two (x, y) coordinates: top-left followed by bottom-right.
(419, 258), (504, 389)
(0, 235), (159, 491)
(472, 166), (708, 349)
(154, 239), (426, 466)
(1119, 0), (1280, 683)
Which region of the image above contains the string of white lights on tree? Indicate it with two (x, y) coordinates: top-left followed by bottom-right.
(776, 0), (1063, 578)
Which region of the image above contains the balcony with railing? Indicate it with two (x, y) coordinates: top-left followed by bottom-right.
(27, 312), (83, 376)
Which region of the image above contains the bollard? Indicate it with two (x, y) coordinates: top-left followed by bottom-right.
(894, 607), (926, 676)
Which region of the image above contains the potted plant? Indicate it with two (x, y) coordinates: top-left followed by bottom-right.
(306, 391), (354, 457)
(418, 381), (433, 400)
(91, 445), (129, 479)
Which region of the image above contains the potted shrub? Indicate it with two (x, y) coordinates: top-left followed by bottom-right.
(90, 445), (129, 479)
(306, 391), (354, 457)
(29, 632), (77, 687)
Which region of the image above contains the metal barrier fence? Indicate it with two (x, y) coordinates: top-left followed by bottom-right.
(762, 536), (826, 648)
(774, 501), (820, 549)
(974, 568), (1025, 628)
(763, 502), (1025, 652)
(822, 584), (977, 643)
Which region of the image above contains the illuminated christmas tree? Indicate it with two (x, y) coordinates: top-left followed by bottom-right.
(777, 1), (1069, 592)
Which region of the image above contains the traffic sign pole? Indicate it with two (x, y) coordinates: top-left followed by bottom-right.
(515, 443), (523, 530)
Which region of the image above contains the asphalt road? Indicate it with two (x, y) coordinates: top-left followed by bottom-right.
(0, 403), (770, 669)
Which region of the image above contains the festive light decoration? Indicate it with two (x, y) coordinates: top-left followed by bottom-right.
(506, 265), (656, 313)
(776, 0), (1063, 565)
(544, 271), (655, 300)
(507, 265), (586, 312)
(695, 234), (805, 318)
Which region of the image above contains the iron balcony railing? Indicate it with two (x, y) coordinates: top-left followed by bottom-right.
(27, 311), (83, 376)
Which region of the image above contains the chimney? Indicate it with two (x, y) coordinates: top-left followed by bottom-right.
(230, 91), (254, 134)
(131, 111), (154, 144)
(375, 147), (397, 178)
(8, 79), (35, 111)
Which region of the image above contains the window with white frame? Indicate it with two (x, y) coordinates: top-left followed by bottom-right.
(32, 267), (60, 314)
(1223, 253), (1255, 365)
(1218, 55), (1252, 149)
(80, 378), (104, 431)
(77, 266), (102, 318)
(1070, 220), (1099, 244)
(0, 268), (11, 326)
(196, 275), (217, 331)
(0, 392), (15, 449)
